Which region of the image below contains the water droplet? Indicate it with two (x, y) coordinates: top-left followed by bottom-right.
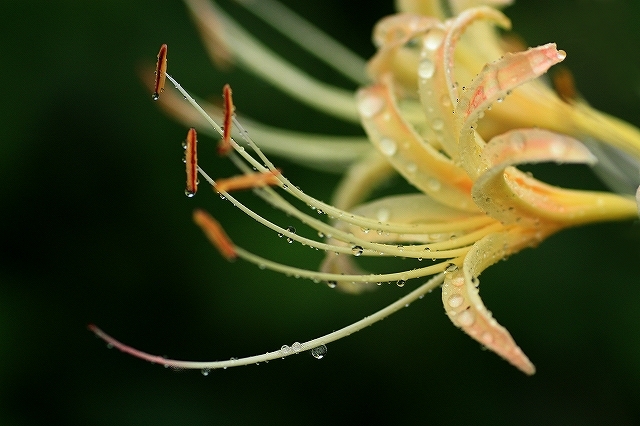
(286, 226), (296, 243)
(310, 344), (327, 359)
(351, 245), (364, 256)
(406, 162), (417, 174)
(326, 280), (337, 289)
(396, 279), (406, 287)
(431, 118), (444, 131)
(447, 294), (464, 308)
(451, 276), (465, 287)
(481, 332), (494, 344)
(201, 368), (211, 376)
(457, 309), (475, 326)
(445, 263), (459, 273)
(556, 50), (566, 60)
(418, 58), (435, 79)
(106, 343), (114, 349)
(549, 140), (567, 157)
(376, 208), (390, 222)
(291, 342), (303, 353)
(181, 141), (187, 150)
(423, 29), (444, 50)
(316, 209), (324, 215)
(184, 189), (196, 198)
(152, 93), (160, 101)
(379, 138), (397, 156)
(357, 93), (385, 118)
(280, 345), (292, 355)
(427, 177), (441, 191)
(317, 231), (325, 238)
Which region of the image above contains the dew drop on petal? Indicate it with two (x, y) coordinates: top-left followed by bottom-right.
(418, 58), (435, 79)
(457, 310), (475, 326)
(556, 50), (567, 60)
(357, 94), (385, 118)
(310, 344), (327, 359)
(376, 208), (390, 222)
(451, 275), (465, 287)
(423, 29), (444, 50)
(379, 138), (397, 156)
(427, 177), (441, 191)
(447, 294), (464, 308)
(351, 245), (364, 256)
(481, 332), (494, 345)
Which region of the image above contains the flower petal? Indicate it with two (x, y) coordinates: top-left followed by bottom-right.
(473, 129), (638, 225)
(357, 76), (476, 212)
(457, 44), (566, 179)
(442, 232), (535, 375)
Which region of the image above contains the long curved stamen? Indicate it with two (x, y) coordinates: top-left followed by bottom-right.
(88, 273), (445, 371)
(232, 0), (368, 84)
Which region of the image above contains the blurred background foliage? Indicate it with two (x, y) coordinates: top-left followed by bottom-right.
(1, 0), (640, 424)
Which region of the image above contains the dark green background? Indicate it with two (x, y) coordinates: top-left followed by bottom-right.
(2, 0), (640, 424)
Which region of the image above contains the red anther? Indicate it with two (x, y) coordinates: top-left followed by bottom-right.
(185, 128), (198, 197)
(153, 44), (168, 100)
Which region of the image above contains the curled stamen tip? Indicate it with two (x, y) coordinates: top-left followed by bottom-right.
(193, 209), (237, 261)
(218, 84), (235, 156)
(185, 128), (198, 197)
(153, 44), (168, 101)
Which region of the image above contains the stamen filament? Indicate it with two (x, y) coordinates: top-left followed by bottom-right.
(88, 273), (445, 370)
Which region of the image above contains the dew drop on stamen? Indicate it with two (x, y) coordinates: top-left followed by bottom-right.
(286, 226), (296, 243)
(201, 368), (210, 376)
(185, 189), (196, 198)
(351, 245), (364, 256)
(280, 345), (292, 355)
(326, 281), (337, 289)
(291, 342), (303, 353)
(379, 138), (397, 156)
(396, 279), (406, 287)
(445, 263), (459, 273)
(310, 344), (327, 359)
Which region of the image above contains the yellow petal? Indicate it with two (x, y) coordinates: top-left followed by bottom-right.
(357, 75), (476, 211)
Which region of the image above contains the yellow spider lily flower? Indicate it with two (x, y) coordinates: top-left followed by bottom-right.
(91, 0), (640, 375)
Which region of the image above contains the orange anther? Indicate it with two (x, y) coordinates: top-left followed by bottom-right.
(553, 66), (577, 103)
(185, 128), (198, 197)
(218, 84), (235, 156)
(153, 44), (168, 101)
(215, 170), (281, 193)
(193, 209), (237, 261)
